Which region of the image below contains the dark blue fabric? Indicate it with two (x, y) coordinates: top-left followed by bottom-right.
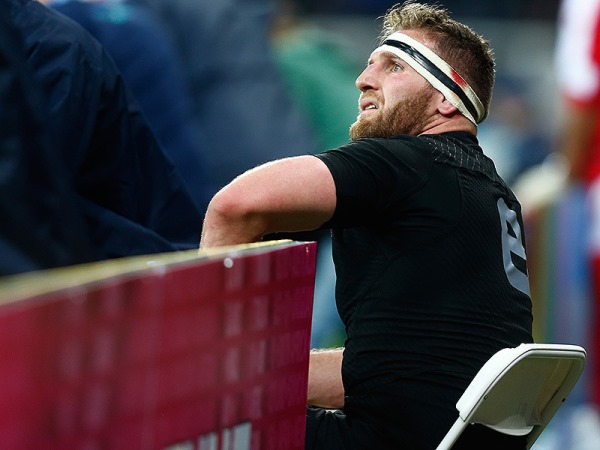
(7, 0), (202, 265)
(51, 0), (211, 212)
(136, 0), (320, 194)
(0, 1), (94, 276)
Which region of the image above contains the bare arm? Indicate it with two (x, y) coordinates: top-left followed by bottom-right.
(307, 348), (345, 409)
(200, 155), (336, 248)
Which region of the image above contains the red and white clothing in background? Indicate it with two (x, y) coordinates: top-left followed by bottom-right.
(556, 0), (600, 407)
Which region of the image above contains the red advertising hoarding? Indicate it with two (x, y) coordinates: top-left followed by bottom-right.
(0, 241), (316, 450)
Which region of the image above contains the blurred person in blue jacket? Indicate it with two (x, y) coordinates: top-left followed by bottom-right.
(6, 0), (203, 263)
(0, 2), (94, 276)
(44, 0), (212, 212)
(134, 0), (320, 195)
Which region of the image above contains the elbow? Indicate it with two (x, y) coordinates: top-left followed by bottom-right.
(208, 188), (266, 228)
(206, 188), (243, 222)
(201, 188), (268, 247)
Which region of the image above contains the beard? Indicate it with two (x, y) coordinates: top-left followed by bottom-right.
(349, 87), (435, 140)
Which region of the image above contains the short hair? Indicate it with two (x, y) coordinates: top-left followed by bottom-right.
(380, 1), (496, 122)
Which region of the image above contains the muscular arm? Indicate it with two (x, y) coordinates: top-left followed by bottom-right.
(200, 155), (336, 248)
(307, 348), (345, 409)
(202, 156), (343, 405)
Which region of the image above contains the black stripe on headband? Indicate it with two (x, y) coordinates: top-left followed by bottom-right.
(383, 39), (479, 122)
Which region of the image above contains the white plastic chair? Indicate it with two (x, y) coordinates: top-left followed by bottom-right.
(436, 343), (587, 450)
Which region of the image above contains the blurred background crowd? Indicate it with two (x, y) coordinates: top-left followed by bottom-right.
(2, 0), (600, 448)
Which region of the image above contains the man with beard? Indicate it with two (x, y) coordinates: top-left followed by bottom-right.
(200, 2), (533, 449)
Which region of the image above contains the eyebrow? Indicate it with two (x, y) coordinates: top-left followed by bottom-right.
(367, 51), (406, 65)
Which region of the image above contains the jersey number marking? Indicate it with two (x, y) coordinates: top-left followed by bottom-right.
(497, 198), (530, 296)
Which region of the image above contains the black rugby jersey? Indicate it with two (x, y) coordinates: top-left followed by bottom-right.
(315, 131), (533, 397)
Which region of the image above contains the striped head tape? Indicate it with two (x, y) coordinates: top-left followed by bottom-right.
(375, 32), (485, 124)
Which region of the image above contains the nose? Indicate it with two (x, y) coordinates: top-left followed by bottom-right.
(355, 64), (378, 92)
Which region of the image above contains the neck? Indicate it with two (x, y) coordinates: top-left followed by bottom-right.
(419, 114), (477, 137)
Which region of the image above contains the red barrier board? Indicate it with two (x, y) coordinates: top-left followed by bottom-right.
(0, 241), (317, 450)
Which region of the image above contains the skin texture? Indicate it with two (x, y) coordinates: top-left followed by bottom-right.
(200, 28), (478, 407)
(306, 348), (344, 408)
(199, 155), (336, 248)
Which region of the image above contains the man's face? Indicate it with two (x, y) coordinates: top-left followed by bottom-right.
(349, 34), (438, 140)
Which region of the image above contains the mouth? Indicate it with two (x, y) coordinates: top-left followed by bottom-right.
(360, 98), (379, 113)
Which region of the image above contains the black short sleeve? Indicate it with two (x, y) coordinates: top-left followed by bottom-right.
(314, 137), (432, 228)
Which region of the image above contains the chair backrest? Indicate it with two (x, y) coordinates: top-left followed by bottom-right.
(436, 343), (586, 450)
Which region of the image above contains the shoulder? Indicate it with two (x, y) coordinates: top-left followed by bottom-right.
(12, 0), (128, 116)
(420, 132), (488, 166)
(319, 135), (435, 166)
(315, 136), (434, 193)
(13, 0), (98, 49)
(12, 0), (117, 84)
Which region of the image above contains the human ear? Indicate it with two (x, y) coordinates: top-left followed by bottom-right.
(438, 98), (459, 116)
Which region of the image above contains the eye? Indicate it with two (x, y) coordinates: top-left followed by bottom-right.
(389, 61), (403, 73)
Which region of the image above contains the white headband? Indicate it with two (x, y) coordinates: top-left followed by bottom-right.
(374, 32), (485, 124)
